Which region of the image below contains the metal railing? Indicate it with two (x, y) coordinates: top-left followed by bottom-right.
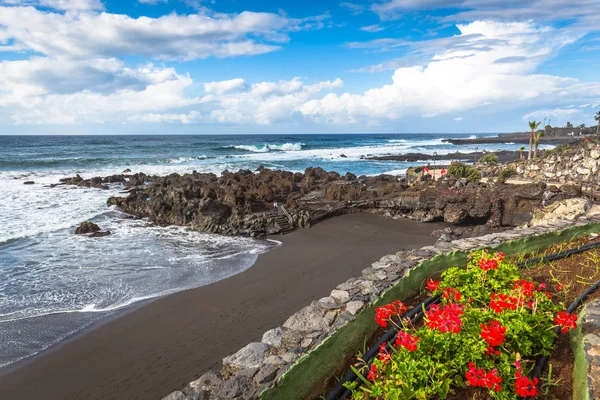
(278, 204), (294, 225)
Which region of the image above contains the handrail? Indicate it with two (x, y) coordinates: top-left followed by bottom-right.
(279, 204), (294, 225)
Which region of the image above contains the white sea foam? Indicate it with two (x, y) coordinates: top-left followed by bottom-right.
(230, 142), (304, 153)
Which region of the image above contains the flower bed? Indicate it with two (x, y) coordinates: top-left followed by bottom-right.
(345, 250), (579, 399)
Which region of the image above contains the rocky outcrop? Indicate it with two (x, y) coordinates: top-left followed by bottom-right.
(75, 221), (101, 234)
(75, 221), (111, 237)
(57, 167), (583, 237)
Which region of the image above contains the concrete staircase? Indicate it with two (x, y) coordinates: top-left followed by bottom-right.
(273, 205), (294, 235)
(274, 214), (293, 234)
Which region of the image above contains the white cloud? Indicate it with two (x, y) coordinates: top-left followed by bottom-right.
(522, 108), (581, 122)
(360, 24), (385, 32)
(201, 77), (343, 125)
(371, 0), (600, 28)
(299, 21), (600, 124)
(204, 78), (246, 95)
(127, 111), (202, 124)
(0, 6), (327, 61)
(1, 62), (199, 124)
(454, 117), (463, 121)
(0, 0), (104, 10)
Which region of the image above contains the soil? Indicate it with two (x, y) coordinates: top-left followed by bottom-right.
(324, 235), (600, 400)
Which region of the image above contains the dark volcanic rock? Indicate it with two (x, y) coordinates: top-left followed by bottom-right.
(75, 221), (101, 234)
(89, 231), (111, 238)
(58, 167), (580, 237)
(23, 181), (35, 185)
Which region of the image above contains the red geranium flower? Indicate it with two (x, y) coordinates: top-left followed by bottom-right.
(515, 371), (538, 397)
(490, 293), (520, 313)
(396, 331), (419, 352)
(465, 362), (502, 392)
(514, 279), (536, 297)
(374, 300), (407, 327)
(425, 303), (464, 333)
(479, 258), (499, 271)
(426, 279), (440, 291)
(554, 311), (577, 332)
(367, 363), (377, 381)
(442, 287), (462, 302)
(480, 320), (506, 347)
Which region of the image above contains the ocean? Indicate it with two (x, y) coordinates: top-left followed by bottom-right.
(0, 133), (545, 369)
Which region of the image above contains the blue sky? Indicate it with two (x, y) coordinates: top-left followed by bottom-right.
(0, 0), (599, 134)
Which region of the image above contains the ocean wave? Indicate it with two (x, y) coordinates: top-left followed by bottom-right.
(227, 143), (304, 153)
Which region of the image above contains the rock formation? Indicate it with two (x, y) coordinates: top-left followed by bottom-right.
(57, 165), (584, 237)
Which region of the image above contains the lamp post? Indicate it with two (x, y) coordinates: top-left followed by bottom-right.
(433, 151), (437, 180)
(475, 146), (478, 164)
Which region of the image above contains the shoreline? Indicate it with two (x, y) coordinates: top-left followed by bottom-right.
(0, 213), (447, 400)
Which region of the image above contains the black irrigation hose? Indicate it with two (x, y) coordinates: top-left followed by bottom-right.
(326, 295), (441, 400)
(326, 238), (600, 400)
(528, 277), (600, 392)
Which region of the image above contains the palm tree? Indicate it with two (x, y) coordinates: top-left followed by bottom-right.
(528, 121), (541, 160)
(518, 146), (525, 160)
(595, 111), (600, 140)
(534, 131), (544, 158)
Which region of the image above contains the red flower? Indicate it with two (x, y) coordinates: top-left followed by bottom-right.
(423, 167), (429, 173)
(515, 371), (538, 397)
(554, 311), (577, 332)
(367, 363), (377, 381)
(377, 343), (391, 364)
(465, 362), (503, 392)
(479, 258), (499, 271)
(442, 287), (462, 302)
(396, 331), (419, 352)
(484, 346), (500, 357)
(426, 279), (440, 291)
(514, 279), (536, 297)
(556, 283), (565, 292)
(490, 293), (520, 313)
(480, 320), (506, 347)
(496, 252), (505, 262)
(425, 303), (464, 333)
(374, 300), (407, 327)
(441, 168), (446, 175)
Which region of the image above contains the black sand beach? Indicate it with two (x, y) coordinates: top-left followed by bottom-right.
(0, 213), (447, 400)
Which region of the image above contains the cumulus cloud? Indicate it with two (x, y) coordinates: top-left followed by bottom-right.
(200, 77), (343, 125)
(204, 78), (246, 95)
(300, 21), (600, 124)
(0, 6), (327, 60)
(1, 64), (199, 124)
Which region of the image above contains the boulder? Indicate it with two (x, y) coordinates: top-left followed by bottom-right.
(283, 304), (335, 332)
(23, 181), (35, 185)
(222, 342), (269, 369)
(75, 221), (101, 234)
(261, 327), (284, 347)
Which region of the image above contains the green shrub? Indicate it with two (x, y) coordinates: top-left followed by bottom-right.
(478, 153), (499, 164)
(447, 163), (482, 181)
(497, 167), (517, 183)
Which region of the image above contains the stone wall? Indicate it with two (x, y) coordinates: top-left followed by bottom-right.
(162, 215), (600, 400)
(573, 298), (600, 400)
(511, 143), (600, 183)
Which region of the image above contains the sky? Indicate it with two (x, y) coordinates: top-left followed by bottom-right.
(0, 0), (599, 134)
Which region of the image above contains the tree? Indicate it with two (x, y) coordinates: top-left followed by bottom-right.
(534, 131), (544, 158)
(579, 123), (586, 129)
(544, 125), (552, 135)
(518, 146), (525, 160)
(528, 121), (541, 160)
(566, 121), (574, 129)
(596, 111), (600, 140)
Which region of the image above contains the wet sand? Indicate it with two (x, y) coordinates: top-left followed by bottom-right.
(0, 213), (447, 400)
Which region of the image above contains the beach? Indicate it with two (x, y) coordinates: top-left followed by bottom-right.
(0, 213), (447, 400)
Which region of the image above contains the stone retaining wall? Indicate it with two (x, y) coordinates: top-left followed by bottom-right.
(572, 298), (600, 400)
(162, 215), (600, 400)
(512, 143), (600, 183)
